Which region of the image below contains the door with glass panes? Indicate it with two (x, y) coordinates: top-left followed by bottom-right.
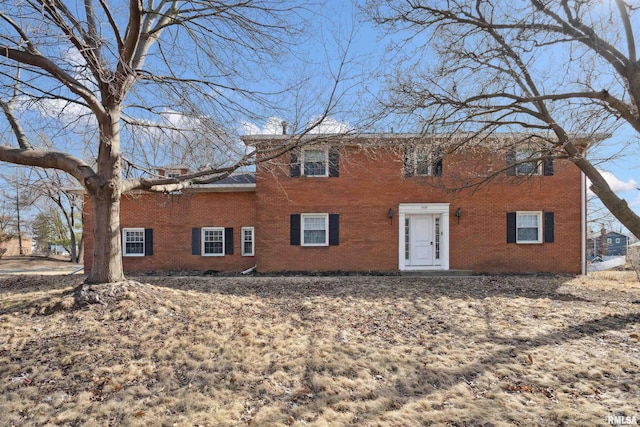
(405, 214), (441, 266)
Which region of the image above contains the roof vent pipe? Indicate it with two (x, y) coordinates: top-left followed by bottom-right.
(281, 121), (288, 135)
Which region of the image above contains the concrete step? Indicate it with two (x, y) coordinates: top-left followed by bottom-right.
(400, 270), (474, 277)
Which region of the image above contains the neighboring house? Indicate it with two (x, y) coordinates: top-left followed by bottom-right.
(0, 236), (33, 257)
(83, 134), (588, 275)
(587, 229), (629, 259)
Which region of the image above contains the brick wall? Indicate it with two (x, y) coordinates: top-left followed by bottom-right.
(83, 191), (256, 274)
(255, 143), (583, 274)
(84, 140), (584, 275)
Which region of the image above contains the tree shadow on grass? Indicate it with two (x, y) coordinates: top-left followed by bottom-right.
(1, 274), (638, 425)
(282, 311), (640, 426)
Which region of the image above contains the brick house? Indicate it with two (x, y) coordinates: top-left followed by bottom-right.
(0, 236), (32, 257)
(83, 134), (587, 275)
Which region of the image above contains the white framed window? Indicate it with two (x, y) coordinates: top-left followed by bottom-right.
(616, 238), (621, 244)
(202, 227), (225, 256)
(123, 228), (145, 256)
(414, 147), (442, 176)
(242, 227), (254, 256)
(301, 213), (329, 246)
(302, 148), (328, 177)
(515, 148), (542, 176)
(607, 238), (612, 244)
(516, 212), (542, 244)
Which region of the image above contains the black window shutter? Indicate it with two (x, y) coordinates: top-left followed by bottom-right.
(144, 228), (153, 256)
(329, 214), (340, 245)
(433, 147), (443, 176)
(507, 212), (516, 243)
(404, 145), (414, 177)
(544, 212), (555, 243)
(543, 158), (554, 176)
(225, 227), (234, 254)
(329, 146), (340, 177)
(506, 148), (516, 176)
(290, 148), (301, 177)
(290, 214), (301, 245)
(192, 228), (201, 255)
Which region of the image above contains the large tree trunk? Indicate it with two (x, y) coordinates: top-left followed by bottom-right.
(86, 190), (124, 283)
(86, 107), (125, 284)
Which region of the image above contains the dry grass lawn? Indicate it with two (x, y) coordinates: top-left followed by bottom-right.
(1, 272), (639, 426)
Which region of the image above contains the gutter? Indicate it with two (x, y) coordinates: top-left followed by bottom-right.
(581, 171), (587, 275)
(65, 183), (256, 195)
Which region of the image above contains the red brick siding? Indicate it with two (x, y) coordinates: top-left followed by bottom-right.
(83, 191), (256, 273)
(255, 145), (582, 274)
(83, 143), (583, 275)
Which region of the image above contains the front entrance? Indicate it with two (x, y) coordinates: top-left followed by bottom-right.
(399, 203), (449, 271)
(407, 214), (439, 267)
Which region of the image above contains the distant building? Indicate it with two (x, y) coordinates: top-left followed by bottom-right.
(0, 236), (33, 257)
(587, 228), (629, 259)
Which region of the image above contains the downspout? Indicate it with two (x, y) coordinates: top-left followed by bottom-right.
(581, 171), (586, 275)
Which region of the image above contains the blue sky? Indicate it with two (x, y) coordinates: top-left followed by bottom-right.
(245, 0), (639, 234)
(319, 0), (640, 235)
(1, 0), (639, 235)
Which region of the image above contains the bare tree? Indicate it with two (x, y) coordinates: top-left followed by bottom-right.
(27, 168), (84, 263)
(0, 170), (38, 255)
(366, 0), (640, 238)
(0, 1), (350, 284)
(0, 199), (15, 245)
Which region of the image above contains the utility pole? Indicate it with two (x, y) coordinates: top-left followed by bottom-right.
(15, 180), (23, 255)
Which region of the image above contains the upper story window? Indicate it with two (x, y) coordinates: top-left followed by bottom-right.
(303, 148), (328, 177)
(507, 146), (553, 176)
(404, 145), (443, 177)
(607, 238), (612, 245)
(290, 146), (339, 178)
(616, 238), (621, 244)
(515, 149), (542, 176)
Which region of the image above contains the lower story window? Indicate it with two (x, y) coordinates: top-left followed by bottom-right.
(516, 212), (542, 244)
(242, 227), (254, 256)
(202, 227), (224, 256)
(123, 228), (145, 256)
(302, 213), (328, 246)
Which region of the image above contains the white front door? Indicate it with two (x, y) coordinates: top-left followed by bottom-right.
(399, 203), (449, 271)
(410, 215), (435, 266)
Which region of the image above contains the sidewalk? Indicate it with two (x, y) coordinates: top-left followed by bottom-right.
(0, 265), (84, 275)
